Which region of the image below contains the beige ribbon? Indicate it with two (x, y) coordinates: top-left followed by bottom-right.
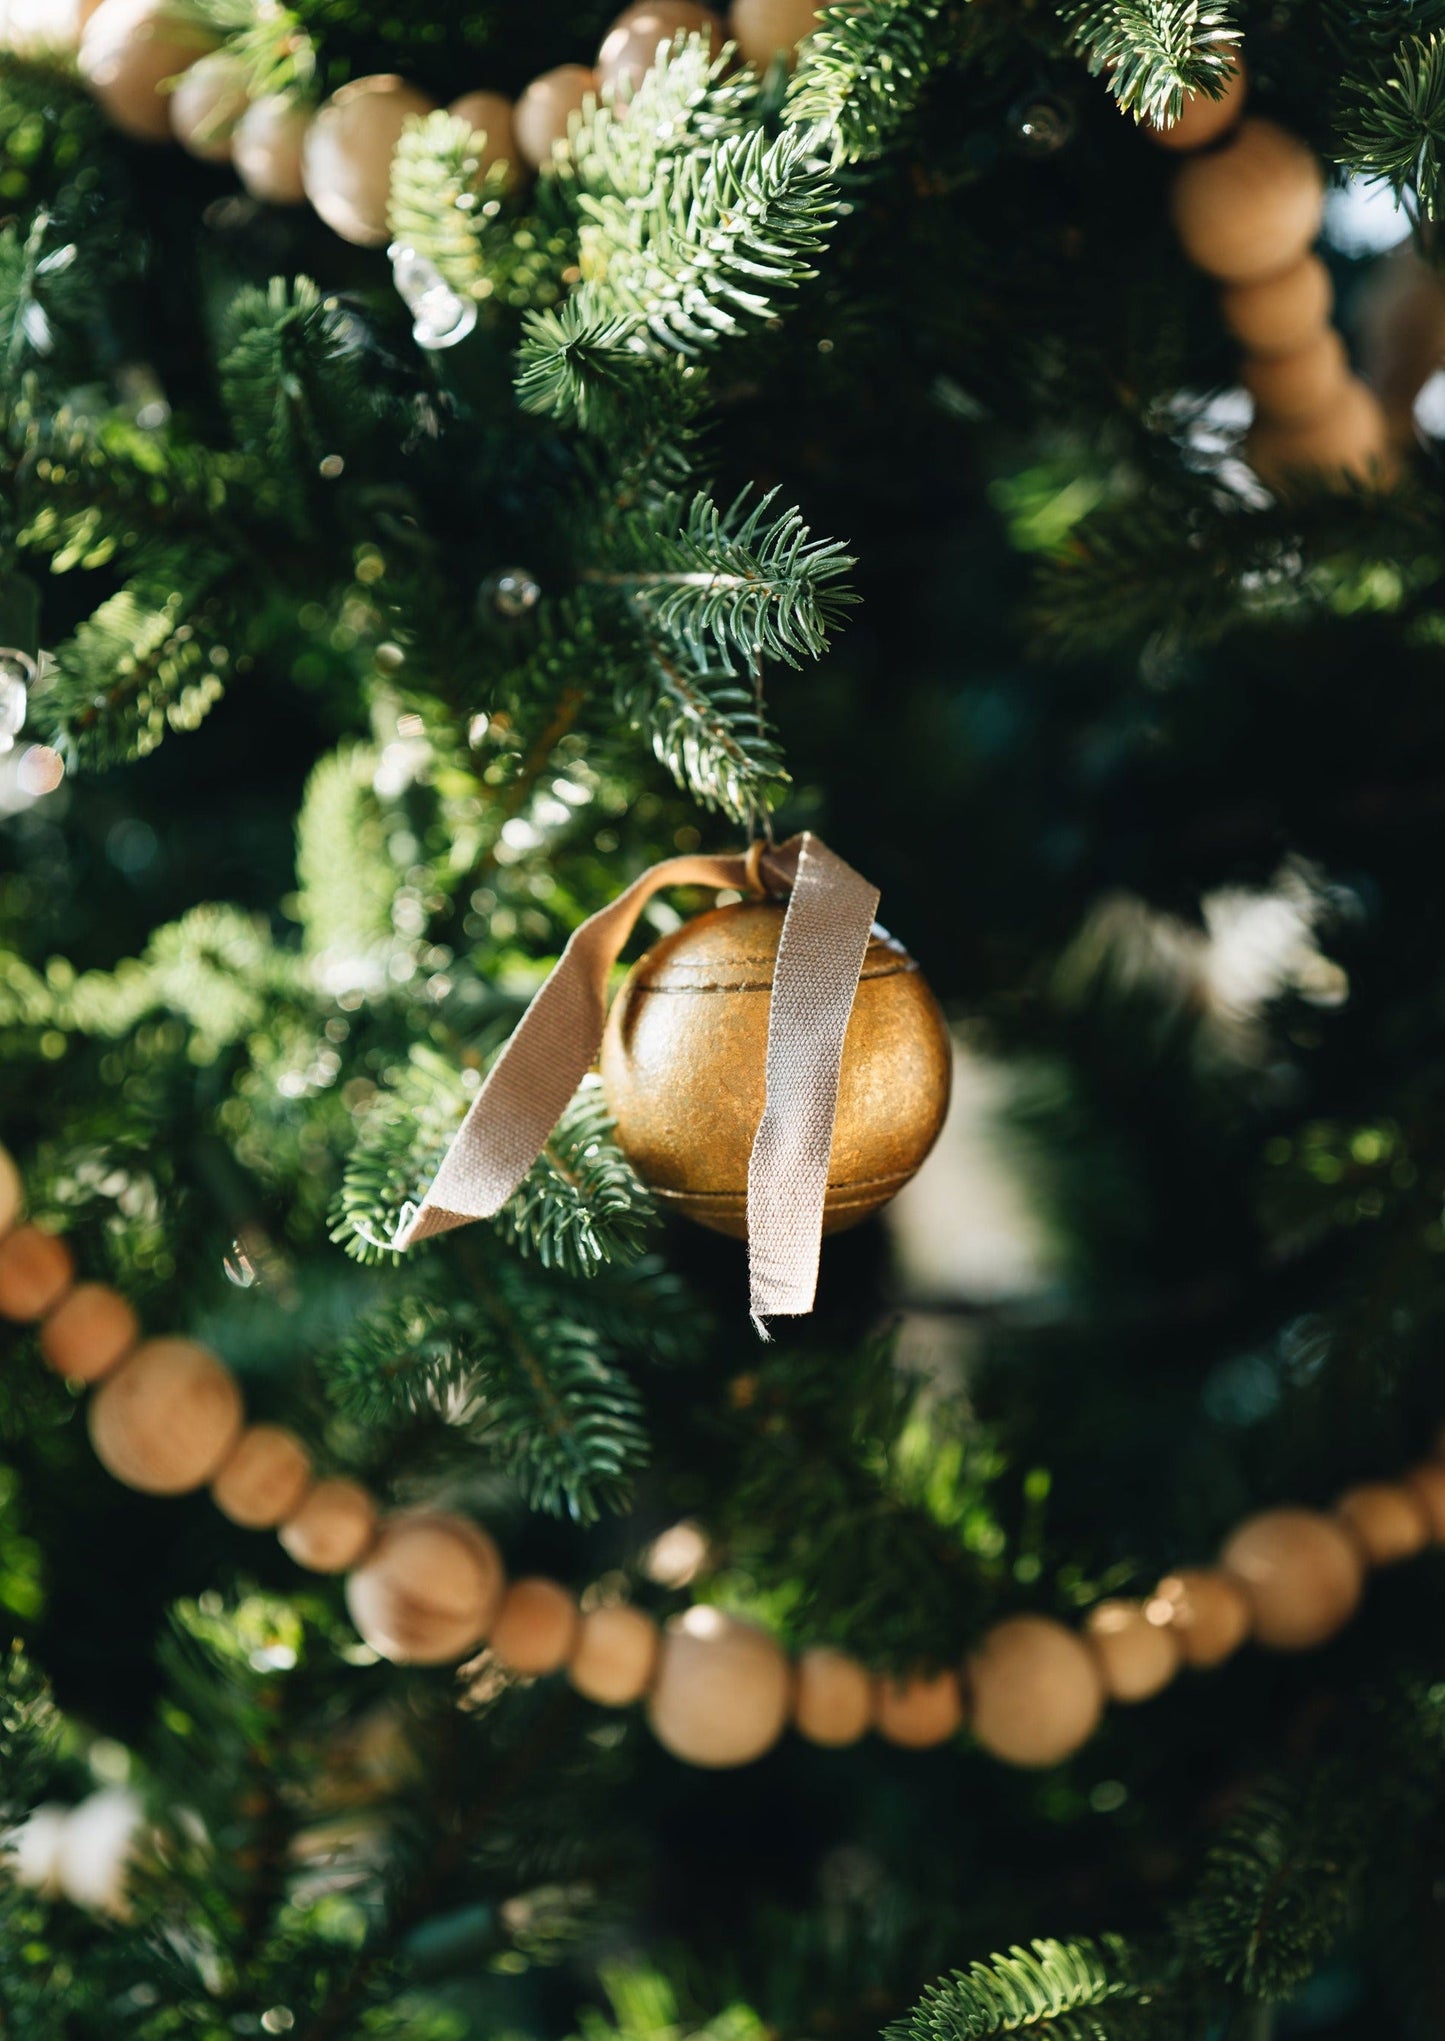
(395, 832), (880, 1323)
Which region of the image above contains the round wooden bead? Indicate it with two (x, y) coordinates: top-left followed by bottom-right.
(1246, 377), (1398, 493)
(301, 75), (437, 247)
(280, 1478), (378, 1574)
(211, 1424), (312, 1529)
(730, 0), (822, 68)
(0, 1143), (22, 1237)
(968, 1616), (1104, 1768)
(874, 1668), (965, 1750)
(345, 1512), (504, 1665)
(169, 50), (248, 160)
(1170, 119), (1325, 285)
(1220, 1506), (1364, 1651)
(1242, 328), (1349, 427)
(88, 1338), (243, 1495)
(490, 1576), (579, 1676)
(448, 90), (518, 181)
(0, 1224), (74, 1321)
(1221, 256), (1333, 358)
(1335, 1481), (1431, 1566)
(597, 2), (722, 98)
(39, 1282), (137, 1383)
(78, 0), (214, 143)
(232, 95), (311, 204)
(793, 1646), (873, 1747)
(1406, 1461), (1445, 1539)
(647, 1607), (792, 1767)
(1083, 1599), (1181, 1703)
(1143, 60), (1246, 152)
(513, 65), (596, 171)
(566, 1602), (659, 1705)
(1145, 1568), (1251, 1667)
(600, 905), (951, 1239)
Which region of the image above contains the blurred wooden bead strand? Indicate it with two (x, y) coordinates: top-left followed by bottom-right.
(346, 1512), (505, 1665)
(647, 1608), (792, 1767)
(88, 1338), (243, 1495)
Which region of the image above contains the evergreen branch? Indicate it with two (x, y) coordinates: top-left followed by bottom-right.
(603, 486), (855, 669)
(1338, 32), (1445, 217)
(182, 0), (319, 97)
(620, 642), (788, 821)
(785, 0), (948, 163)
(516, 296), (671, 434)
(1181, 1778), (1361, 2000)
(1064, 2), (1243, 126)
(37, 545), (236, 767)
(217, 275), (370, 494)
(578, 124), (837, 356)
(887, 1937), (1178, 2041)
(295, 742), (399, 963)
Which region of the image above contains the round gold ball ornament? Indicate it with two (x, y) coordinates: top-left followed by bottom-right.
(600, 901), (951, 1238)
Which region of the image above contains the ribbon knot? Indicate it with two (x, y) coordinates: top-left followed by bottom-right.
(394, 832), (879, 1323)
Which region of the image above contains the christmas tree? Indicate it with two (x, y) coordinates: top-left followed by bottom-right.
(4, 0), (1445, 2033)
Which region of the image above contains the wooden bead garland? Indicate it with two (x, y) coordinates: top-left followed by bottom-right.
(71, 0), (831, 251)
(1133, 57), (1397, 493)
(0, 1224), (75, 1320)
(10, 1141), (1445, 1773)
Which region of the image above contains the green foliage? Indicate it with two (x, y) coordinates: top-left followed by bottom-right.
(1338, 32), (1445, 216)
(516, 298), (678, 436)
(295, 742), (400, 960)
(620, 641), (787, 822)
(786, 0), (949, 162)
(322, 1249), (653, 1522)
(217, 274), (370, 496)
(888, 1937), (1178, 2041)
(1064, 2), (1243, 126)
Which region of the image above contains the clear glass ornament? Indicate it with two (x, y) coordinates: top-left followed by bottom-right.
(388, 242), (478, 350)
(0, 648), (35, 755)
(1010, 93), (1075, 155)
(480, 568), (542, 619)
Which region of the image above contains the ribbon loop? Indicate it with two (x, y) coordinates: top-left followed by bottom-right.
(394, 832), (878, 1323)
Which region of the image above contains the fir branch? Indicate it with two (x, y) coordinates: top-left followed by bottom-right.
(1338, 32), (1445, 217)
(37, 545), (236, 767)
(1064, 3), (1243, 127)
(516, 296), (673, 434)
(603, 486), (856, 669)
(217, 275), (369, 493)
(620, 642), (788, 822)
(888, 1937), (1179, 2041)
(1181, 1778), (1361, 2001)
(295, 743), (399, 963)
(785, 0), (948, 163)
(578, 124), (836, 356)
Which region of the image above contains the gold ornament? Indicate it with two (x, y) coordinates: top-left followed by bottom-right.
(600, 901), (951, 1238)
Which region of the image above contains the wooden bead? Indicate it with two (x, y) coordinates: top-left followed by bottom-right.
(1246, 377), (1399, 493)
(647, 1608), (791, 1767)
(1220, 1506), (1364, 1651)
(600, 906), (951, 1239)
(597, 3), (722, 98)
(1221, 257), (1333, 358)
(0, 1224), (74, 1321)
(78, 0), (213, 143)
(793, 1646), (873, 1747)
(88, 1338), (242, 1495)
(1083, 1599), (1181, 1703)
(232, 95), (311, 205)
(1145, 1568), (1251, 1667)
(39, 1282), (137, 1383)
(566, 1602), (659, 1705)
(169, 50), (248, 160)
(513, 65), (596, 171)
(448, 90), (518, 181)
(729, 0), (822, 69)
(1360, 246), (1445, 442)
(490, 1576), (579, 1675)
(280, 1478), (378, 1574)
(1403, 1462), (1445, 1539)
(1335, 1481), (1431, 1566)
(0, 1143), (22, 1237)
(968, 1616), (1104, 1768)
(345, 1512), (504, 1665)
(211, 1424), (312, 1529)
(874, 1667), (965, 1750)
(1242, 328), (1349, 426)
(301, 75), (437, 247)
(1170, 119), (1324, 284)
(1143, 60), (1246, 151)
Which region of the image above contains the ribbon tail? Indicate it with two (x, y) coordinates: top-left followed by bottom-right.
(745, 833), (879, 1320)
